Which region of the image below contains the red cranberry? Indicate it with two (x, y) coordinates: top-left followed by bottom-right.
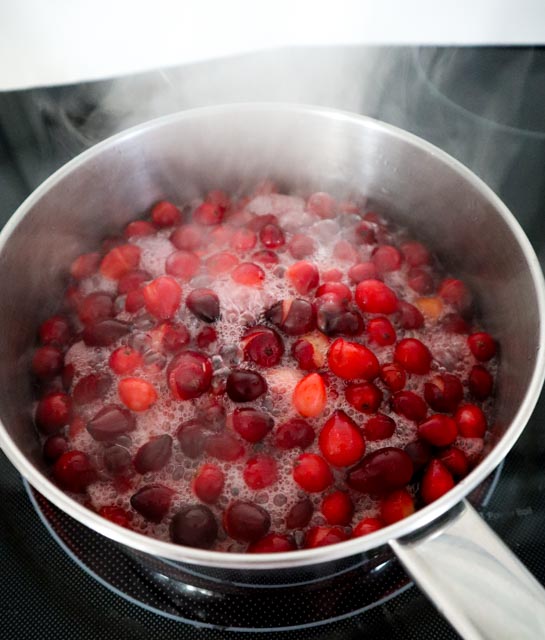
(367, 317), (396, 346)
(143, 276), (182, 320)
(391, 391), (427, 422)
(407, 268), (435, 295)
(165, 250), (201, 281)
(380, 489), (415, 524)
(455, 404), (487, 437)
(394, 338), (432, 375)
(125, 289), (146, 313)
(468, 365), (494, 400)
(288, 234), (315, 259)
(134, 434), (172, 474)
(82, 319), (130, 346)
(104, 444), (133, 476)
(404, 440), (432, 472)
(241, 325), (284, 367)
(400, 241), (430, 267)
(167, 351), (212, 400)
(170, 505), (218, 548)
(39, 315), (71, 346)
(364, 414), (396, 440)
(186, 288), (220, 323)
(193, 201), (225, 226)
(232, 408), (273, 443)
(124, 220), (156, 238)
(353, 517), (384, 537)
(248, 533), (297, 553)
(348, 262), (378, 283)
(327, 338), (379, 381)
(355, 279), (398, 314)
(438, 278), (471, 312)
(468, 332), (496, 361)
(151, 200), (182, 227)
(259, 223), (285, 248)
(100, 244), (141, 280)
(354, 221), (377, 245)
(206, 431), (245, 461)
(176, 421), (209, 458)
(70, 252), (100, 280)
(293, 373), (327, 418)
(32, 346), (64, 379)
(304, 526), (348, 549)
(396, 301), (424, 329)
(78, 292), (114, 325)
(275, 418), (315, 450)
(306, 192), (336, 218)
(231, 262), (265, 287)
(73, 373), (112, 404)
(379, 362), (406, 392)
(316, 301), (363, 336)
(87, 405), (135, 441)
(286, 497), (313, 529)
(43, 435), (68, 463)
(252, 249), (279, 266)
(223, 501), (271, 543)
(243, 455), (278, 489)
(293, 453), (333, 492)
(53, 450), (96, 493)
(130, 484), (174, 523)
(118, 377), (157, 412)
(439, 446), (469, 477)
(99, 506), (132, 528)
(421, 459), (455, 504)
(345, 382), (383, 414)
(35, 392), (72, 434)
(418, 414), (458, 447)
(424, 374), (464, 412)
(347, 447), (414, 495)
(230, 228), (257, 252)
(170, 224), (204, 251)
(109, 347), (143, 375)
(319, 411), (365, 467)
(321, 491), (354, 526)
(193, 464), (225, 503)
(226, 369), (267, 402)
(286, 261), (319, 295)
(372, 245), (402, 273)
(206, 251), (239, 276)
(441, 313), (470, 334)
(118, 270), (151, 294)
(197, 327), (218, 350)
(266, 298), (316, 335)
(316, 283), (352, 304)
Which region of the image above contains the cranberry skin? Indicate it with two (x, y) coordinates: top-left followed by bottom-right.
(266, 299), (316, 336)
(355, 280), (398, 314)
(316, 301), (363, 337)
(392, 391), (427, 422)
(418, 414), (458, 447)
(346, 447), (414, 495)
(165, 250), (200, 281)
(259, 223), (285, 248)
(226, 369), (267, 402)
(397, 301), (425, 330)
(468, 332), (497, 361)
(327, 338), (379, 381)
(321, 491), (354, 526)
(151, 200), (182, 227)
(348, 262), (378, 283)
(185, 288), (220, 323)
(345, 382), (383, 414)
(248, 533), (297, 553)
(43, 435), (68, 463)
(353, 517), (384, 537)
(291, 333), (328, 370)
(100, 244), (141, 280)
(455, 404), (487, 438)
(170, 504), (218, 549)
(53, 451), (96, 493)
(288, 234), (315, 259)
(319, 411), (365, 467)
(104, 445), (133, 476)
(206, 431), (245, 461)
(244, 455), (278, 489)
(193, 464), (225, 503)
(380, 362), (407, 392)
(304, 526), (348, 549)
(176, 421), (209, 458)
(32, 346), (64, 379)
(364, 414), (396, 441)
(134, 435), (173, 474)
(232, 408), (273, 443)
(73, 373), (112, 405)
(170, 224), (204, 251)
(39, 315), (71, 346)
(372, 245), (403, 274)
(438, 278), (471, 312)
(380, 489), (415, 524)
(87, 405), (136, 441)
(167, 351), (213, 400)
(394, 338), (432, 375)
(130, 485), (174, 523)
(274, 418), (315, 450)
(82, 319), (130, 346)
(143, 276), (182, 320)
(241, 326), (284, 367)
(468, 365), (494, 400)
(35, 392), (72, 434)
(424, 374), (464, 413)
(293, 453), (333, 492)
(367, 317), (396, 346)
(421, 460), (455, 504)
(286, 261), (320, 295)
(286, 497), (314, 529)
(404, 440), (432, 472)
(293, 373), (327, 418)
(223, 501), (271, 543)
(439, 446), (469, 477)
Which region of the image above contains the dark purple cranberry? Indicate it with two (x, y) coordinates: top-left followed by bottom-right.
(73, 373), (112, 405)
(424, 374), (464, 413)
(130, 484), (174, 523)
(186, 288), (220, 323)
(223, 501), (271, 542)
(346, 447), (414, 495)
(176, 421), (209, 458)
(274, 418), (315, 450)
(104, 444), (133, 476)
(404, 440), (433, 473)
(134, 435), (173, 474)
(87, 405), (136, 441)
(83, 320), (130, 346)
(43, 435), (68, 463)
(31, 346), (64, 379)
(226, 369), (267, 402)
(265, 299), (316, 335)
(170, 505), (218, 548)
(241, 325), (284, 367)
(286, 497), (313, 529)
(396, 302), (424, 330)
(316, 301), (363, 336)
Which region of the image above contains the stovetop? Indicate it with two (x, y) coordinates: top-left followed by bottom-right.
(1, 46), (545, 639)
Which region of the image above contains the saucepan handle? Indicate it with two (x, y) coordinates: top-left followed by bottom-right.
(390, 499), (545, 640)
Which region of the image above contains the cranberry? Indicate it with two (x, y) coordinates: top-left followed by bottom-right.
(274, 418), (315, 450)
(304, 526), (348, 549)
(372, 245), (402, 273)
(442, 313), (470, 334)
(223, 501), (271, 542)
(293, 453), (333, 492)
(61, 364), (75, 390)
(118, 270), (151, 294)
(316, 301), (363, 336)
(165, 250), (201, 281)
(73, 373), (112, 404)
(286, 261), (320, 295)
(247, 214), (279, 232)
(291, 333), (328, 370)
(78, 292), (114, 325)
(438, 278), (471, 312)
(396, 301), (424, 329)
(118, 377), (157, 412)
(70, 252), (101, 280)
(232, 408), (273, 443)
(248, 533), (296, 553)
(241, 325), (284, 367)
(160, 322), (190, 353)
(333, 240), (359, 263)
(244, 455), (278, 490)
(367, 317), (396, 346)
(266, 298), (316, 335)
(379, 362), (406, 392)
(185, 288), (220, 323)
(151, 200), (182, 227)
(32, 346), (64, 379)
(170, 224), (204, 251)
(109, 347), (143, 375)
(193, 464), (225, 503)
(124, 220), (156, 238)
(87, 405), (135, 441)
(321, 491), (354, 526)
(130, 484), (174, 523)
(197, 327), (218, 350)
(407, 268), (434, 295)
(345, 382), (383, 414)
(455, 404), (487, 437)
(286, 497), (313, 529)
(421, 459), (455, 504)
(82, 319), (130, 346)
(418, 414), (458, 447)
(327, 338), (379, 381)
(316, 283), (352, 304)
(468, 332), (496, 361)
(354, 221), (377, 245)
(104, 444), (133, 476)
(176, 421), (209, 458)
(400, 241), (430, 267)
(230, 228), (257, 252)
(319, 411), (365, 467)
(206, 430), (245, 461)
(348, 262), (378, 283)
(134, 434), (172, 474)
(468, 365), (494, 400)
(259, 223), (285, 248)
(424, 374), (464, 412)
(380, 489), (415, 524)
(167, 351), (212, 400)
(100, 244), (141, 280)
(288, 234), (315, 259)
(53, 450), (96, 493)
(415, 296), (444, 321)
(355, 280), (398, 314)
(99, 505), (132, 528)
(394, 338), (432, 375)
(143, 276), (182, 320)
(193, 201), (224, 226)
(252, 249), (279, 266)
(404, 440), (432, 472)
(35, 392), (72, 434)
(170, 505), (218, 549)
(391, 391), (427, 422)
(43, 435), (68, 463)
(39, 315), (71, 346)
(231, 262), (265, 287)
(353, 517), (384, 537)
(364, 414), (396, 440)
(206, 251), (239, 276)
(226, 369), (267, 402)
(306, 192), (336, 218)
(346, 447), (413, 495)
(293, 373), (327, 418)
(125, 289), (146, 313)
(439, 446), (469, 477)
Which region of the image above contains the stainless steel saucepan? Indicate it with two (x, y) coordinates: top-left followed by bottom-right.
(0, 104), (544, 639)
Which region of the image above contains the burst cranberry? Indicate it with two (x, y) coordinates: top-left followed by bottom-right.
(160, 322), (191, 353)
(167, 351), (212, 400)
(345, 382), (383, 414)
(125, 220), (156, 238)
(224, 501), (271, 542)
(43, 435), (68, 463)
(118, 377), (157, 411)
(134, 435), (172, 474)
(380, 489), (415, 524)
(391, 391), (427, 421)
(421, 459), (455, 504)
(70, 252), (100, 280)
(193, 464), (225, 504)
(455, 404), (487, 437)
(372, 245), (402, 273)
(205, 251), (239, 275)
(289, 234), (315, 259)
(286, 498), (313, 529)
(259, 223), (285, 248)
(304, 526), (348, 549)
(130, 484), (174, 523)
(307, 192), (336, 218)
(53, 450), (96, 493)
(316, 282), (352, 304)
(293, 373), (327, 418)
(319, 411), (365, 467)
(73, 373), (111, 404)
(293, 453), (333, 492)
(380, 362), (406, 392)
(316, 301), (363, 336)
(78, 292), (114, 325)
(231, 262), (265, 287)
(354, 221), (377, 245)
(266, 298), (316, 335)
(438, 278), (471, 312)
(109, 347), (142, 375)
(439, 446), (469, 477)
(232, 408), (273, 443)
(193, 201), (224, 226)
(243, 455), (278, 490)
(197, 327), (217, 349)
(165, 250), (200, 281)
(35, 392), (72, 434)
(143, 276), (182, 320)
(99, 506), (132, 528)
(347, 447), (413, 495)
(321, 491), (354, 525)
(170, 505), (218, 548)
(397, 301), (425, 329)
(39, 315), (71, 346)
(230, 228), (257, 252)
(442, 313), (470, 334)
(468, 365), (494, 400)
(394, 338), (432, 375)
(400, 241), (430, 267)
(151, 200), (182, 227)
(248, 533), (296, 553)
(32, 346), (64, 379)
(205, 432), (245, 461)
(100, 244), (141, 280)
(407, 268), (434, 295)
(241, 325), (284, 367)
(226, 369), (267, 402)
(404, 440), (432, 472)
(104, 444), (133, 476)
(327, 338), (379, 381)
(364, 414), (396, 440)
(186, 289), (220, 323)
(87, 405), (135, 441)
(291, 333), (328, 370)
(170, 224), (203, 251)
(348, 262), (378, 283)
(353, 517), (384, 537)
(424, 374), (464, 412)
(367, 317), (396, 346)
(418, 414), (458, 447)
(468, 332), (496, 361)
(355, 279), (398, 314)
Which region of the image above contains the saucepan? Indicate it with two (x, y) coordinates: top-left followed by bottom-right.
(0, 104), (544, 638)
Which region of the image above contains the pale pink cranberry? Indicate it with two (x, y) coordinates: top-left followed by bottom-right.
(468, 332), (496, 361)
(286, 261), (319, 295)
(396, 301), (425, 329)
(367, 317), (396, 346)
(35, 392), (72, 434)
(165, 250), (200, 281)
(240, 325), (284, 367)
(205, 432), (245, 461)
(39, 315), (72, 346)
(418, 414), (458, 447)
(226, 368), (267, 402)
(118, 378), (157, 411)
(322, 268), (343, 282)
(288, 234), (315, 259)
(348, 262), (378, 284)
(455, 404), (487, 437)
(424, 374), (463, 412)
(118, 270), (151, 294)
(100, 244), (141, 280)
(87, 405), (135, 441)
(170, 224), (203, 251)
(230, 228), (257, 252)
(372, 245), (402, 273)
(78, 292), (114, 325)
(206, 251), (239, 276)
(130, 484), (174, 522)
(352, 517), (384, 537)
(251, 249), (279, 267)
(293, 453), (333, 492)
(438, 278), (472, 312)
(364, 414), (396, 440)
(223, 501), (271, 543)
(321, 491), (354, 526)
(354, 221), (377, 245)
(391, 391), (427, 422)
(333, 240), (359, 263)
(347, 447), (413, 495)
(32, 346), (64, 379)
(143, 276), (182, 320)
(400, 241), (430, 267)
(170, 505), (218, 548)
(70, 252), (101, 280)
(151, 200), (182, 227)
(124, 220), (156, 238)
(293, 373), (327, 418)
(306, 192), (336, 218)
(394, 338), (432, 374)
(231, 262), (265, 287)
(380, 362), (406, 392)
(259, 223), (285, 248)
(380, 489), (415, 524)
(355, 279), (398, 314)
(232, 407), (273, 443)
(286, 497), (313, 529)
(186, 288), (220, 323)
(274, 418), (315, 450)
(304, 526), (348, 549)
(193, 201), (225, 226)
(109, 347), (143, 375)
(193, 463), (225, 503)
(247, 533), (296, 553)
(327, 338), (379, 381)
(421, 460), (454, 504)
(53, 450), (96, 493)
(468, 365), (493, 400)
(73, 373), (112, 404)
(167, 351), (212, 400)
(319, 410), (365, 467)
(404, 440), (432, 472)
(134, 434), (172, 473)
(439, 446), (469, 477)
(408, 268), (435, 295)
(265, 299), (316, 335)
(345, 382), (383, 413)
(243, 455), (278, 489)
